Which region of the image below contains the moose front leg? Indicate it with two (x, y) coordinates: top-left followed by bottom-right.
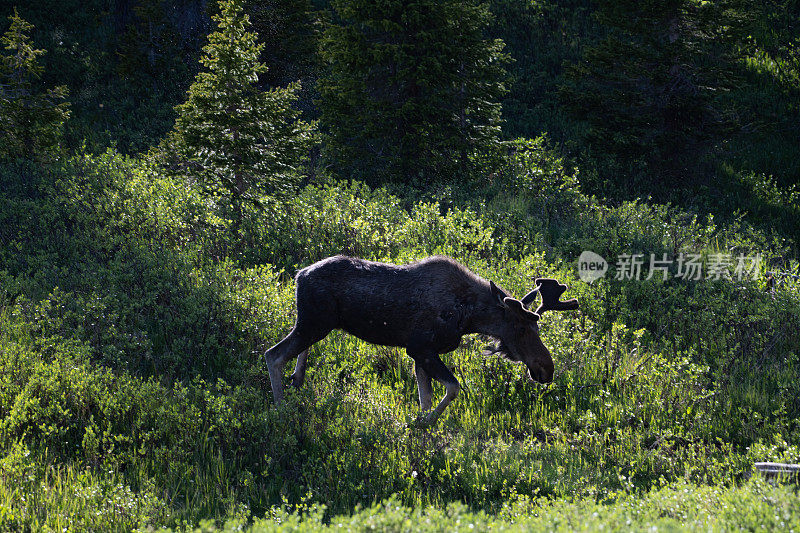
(409, 351), (460, 427)
(414, 363), (433, 412)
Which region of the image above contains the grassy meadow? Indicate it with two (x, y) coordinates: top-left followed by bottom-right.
(1, 142), (799, 530)
(2, 0), (800, 530)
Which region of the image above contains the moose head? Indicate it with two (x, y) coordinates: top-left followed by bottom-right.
(486, 278), (580, 384)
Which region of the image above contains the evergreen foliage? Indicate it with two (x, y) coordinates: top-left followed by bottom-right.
(0, 0), (210, 154)
(318, 0), (509, 185)
(560, 0), (732, 195)
(0, 9), (69, 161)
(246, 0), (318, 94)
(165, 0), (316, 232)
(488, 0), (596, 142)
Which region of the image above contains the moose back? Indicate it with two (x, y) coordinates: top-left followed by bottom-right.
(265, 255), (578, 426)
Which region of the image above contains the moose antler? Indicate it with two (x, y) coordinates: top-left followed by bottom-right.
(520, 278), (579, 320)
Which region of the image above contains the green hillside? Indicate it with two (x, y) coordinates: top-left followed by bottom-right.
(0, 0), (799, 530)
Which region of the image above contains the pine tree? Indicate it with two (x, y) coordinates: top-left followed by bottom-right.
(166, 0), (316, 233)
(0, 9), (70, 161)
(246, 0), (318, 91)
(560, 0), (731, 195)
(318, 0), (508, 185)
(117, 0), (188, 88)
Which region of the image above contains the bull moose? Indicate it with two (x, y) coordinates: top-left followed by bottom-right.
(265, 255), (578, 426)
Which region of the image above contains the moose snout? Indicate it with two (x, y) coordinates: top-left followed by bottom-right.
(527, 364), (554, 384)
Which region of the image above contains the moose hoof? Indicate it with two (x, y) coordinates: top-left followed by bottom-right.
(411, 412), (438, 429)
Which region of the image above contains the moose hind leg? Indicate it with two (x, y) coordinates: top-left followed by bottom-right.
(290, 349), (310, 388)
(265, 328), (325, 404)
(265, 337), (291, 404)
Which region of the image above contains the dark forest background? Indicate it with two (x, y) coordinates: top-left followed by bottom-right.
(3, 1), (799, 213)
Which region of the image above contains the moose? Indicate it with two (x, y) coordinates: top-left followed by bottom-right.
(265, 255), (579, 426)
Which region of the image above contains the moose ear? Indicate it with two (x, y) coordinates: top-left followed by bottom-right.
(490, 281), (508, 306)
(503, 297), (540, 322)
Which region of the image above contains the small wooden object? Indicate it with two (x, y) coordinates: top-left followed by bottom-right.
(754, 462), (800, 482)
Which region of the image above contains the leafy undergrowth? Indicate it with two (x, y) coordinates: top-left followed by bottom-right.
(176, 480), (800, 532)
(0, 148), (799, 529)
